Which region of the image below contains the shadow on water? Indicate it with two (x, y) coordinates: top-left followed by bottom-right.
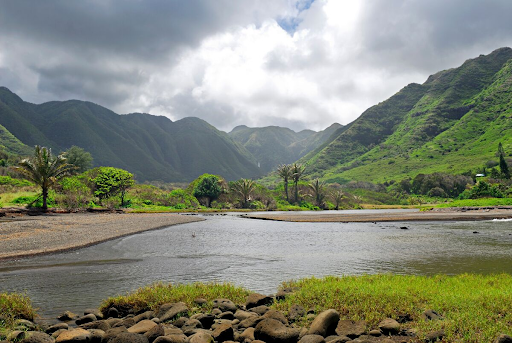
(1, 212), (511, 319)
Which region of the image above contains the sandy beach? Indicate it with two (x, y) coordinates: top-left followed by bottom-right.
(0, 212), (204, 260)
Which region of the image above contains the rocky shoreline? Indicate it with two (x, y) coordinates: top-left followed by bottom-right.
(5, 292), (512, 343)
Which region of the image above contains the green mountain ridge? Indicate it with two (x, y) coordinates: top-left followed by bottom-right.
(0, 88), (261, 182)
(304, 47), (512, 183)
(229, 123), (342, 173)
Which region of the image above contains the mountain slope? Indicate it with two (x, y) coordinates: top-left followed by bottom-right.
(0, 123), (32, 155)
(304, 47), (512, 183)
(0, 89), (261, 182)
(229, 123), (342, 173)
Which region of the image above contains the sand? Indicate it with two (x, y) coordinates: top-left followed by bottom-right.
(0, 212), (204, 260)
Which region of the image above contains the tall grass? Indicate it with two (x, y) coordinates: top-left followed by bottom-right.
(0, 292), (36, 329)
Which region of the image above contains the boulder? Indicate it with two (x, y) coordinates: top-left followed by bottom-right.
(109, 332), (149, 343)
(194, 298), (208, 306)
(84, 309), (104, 320)
(56, 328), (92, 343)
(153, 335), (187, 343)
(249, 306), (269, 315)
(495, 334), (512, 343)
(275, 288), (295, 301)
(425, 330), (445, 342)
(308, 310), (340, 337)
(158, 303), (188, 323)
(254, 318), (300, 343)
(46, 323), (69, 334)
(88, 329), (105, 343)
(235, 310), (258, 322)
(163, 327), (184, 336)
(127, 320), (157, 334)
(298, 334), (325, 343)
(212, 323), (234, 342)
(80, 320), (111, 332)
(51, 329), (68, 339)
(14, 319), (38, 331)
(194, 314), (215, 329)
(335, 320), (366, 339)
(107, 307), (119, 319)
(75, 313), (97, 325)
(57, 311), (78, 321)
(287, 305), (305, 322)
(105, 318), (123, 327)
(102, 326), (128, 342)
(134, 311), (155, 323)
(118, 317), (136, 328)
(219, 312), (235, 320)
(245, 294), (274, 309)
(144, 324), (165, 343)
(212, 299), (237, 312)
(263, 310), (288, 325)
(239, 327), (255, 343)
(368, 329), (381, 336)
(377, 318), (400, 335)
(238, 316), (265, 329)
(172, 317), (188, 328)
(18, 332), (55, 343)
(189, 331), (214, 343)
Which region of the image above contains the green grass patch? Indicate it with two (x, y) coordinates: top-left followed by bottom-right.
(100, 282), (251, 315)
(275, 274), (512, 342)
(436, 197), (512, 208)
(0, 292), (36, 332)
(0, 191), (38, 206)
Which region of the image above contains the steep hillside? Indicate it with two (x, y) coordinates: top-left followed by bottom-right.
(304, 47), (512, 183)
(0, 123), (31, 156)
(229, 123), (342, 173)
(0, 89), (261, 182)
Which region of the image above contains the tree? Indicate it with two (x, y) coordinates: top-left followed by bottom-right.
(277, 164), (292, 202)
(15, 145), (74, 211)
(291, 163), (306, 203)
(498, 142), (510, 179)
(193, 174), (222, 207)
(90, 167), (134, 206)
(230, 178), (255, 208)
(64, 146), (93, 173)
(308, 179), (325, 208)
(330, 190), (345, 210)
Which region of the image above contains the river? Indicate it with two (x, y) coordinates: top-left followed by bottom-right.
(1, 211), (511, 319)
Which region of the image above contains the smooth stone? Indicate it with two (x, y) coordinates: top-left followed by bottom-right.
(128, 320), (158, 334)
(378, 318), (400, 335)
(144, 324), (165, 343)
(235, 310), (258, 322)
(80, 320), (111, 332)
(298, 334), (325, 343)
(75, 314), (97, 325)
(19, 331), (55, 343)
(46, 323), (68, 334)
(194, 298), (207, 306)
(245, 294), (274, 310)
(254, 318), (300, 343)
(134, 311), (155, 323)
(308, 310), (340, 337)
(158, 303), (189, 323)
(249, 306), (270, 316)
(88, 329), (105, 343)
(239, 327), (255, 343)
(56, 328), (91, 342)
(212, 323), (234, 342)
(212, 299), (238, 313)
(287, 305), (305, 322)
(153, 335), (187, 343)
(109, 332), (149, 343)
(188, 331), (214, 343)
(263, 310), (288, 325)
(324, 335), (351, 343)
(57, 311), (78, 321)
(102, 326), (128, 342)
(84, 309), (104, 320)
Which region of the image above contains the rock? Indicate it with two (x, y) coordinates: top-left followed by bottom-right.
(425, 330), (445, 342)
(88, 329), (105, 343)
(400, 226), (409, 230)
(378, 318), (400, 335)
(254, 318), (300, 343)
(287, 305), (305, 322)
(308, 310), (340, 337)
(249, 306), (269, 315)
(298, 334), (325, 343)
(102, 326), (128, 342)
(56, 328), (92, 342)
(144, 324), (165, 343)
(324, 336), (351, 343)
(173, 317), (188, 328)
(80, 320), (111, 331)
(194, 314), (215, 329)
(421, 310), (443, 321)
(158, 303), (189, 323)
(134, 311), (155, 323)
(238, 316), (265, 329)
(18, 332), (54, 343)
(211, 319), (233, 330)
(263, 310), (288, 325)
(46, 323), (68, 334)
(219, 312), (235, 320)
(109, 332), (149, 343)
(368, 329), (381, 336)
(51, 329), (68, 339)
(246, 294), (274, 309)
(212, 323), (234, 342)
(235, 310), (258, 322)
(105, 318), (123, 327)
(239, 327), (256, 343)
(194, 298), (208, 306)
(14, 319), (38, 330)
(84, 309), (104, 320)
(153, 335), (187, 343)
(396, 313), (413, 323)
(107, 307), (119, 319)
(127, 320), (157, 334)
(163, 327), (184, 336)
(189, 331), (214, 343)
(75, 313), (97, 325)
(212, 299), (237, 312)
(212, 308), (222, 316)
(275, 288), (295, 301)
(495, 334), (512, 343)
(57, 311), (78, 321)
(118, 317), (136, 328)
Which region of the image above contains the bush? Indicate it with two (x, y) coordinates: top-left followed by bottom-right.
(57, 176), (91, 210)
(458, 181), (504, 199)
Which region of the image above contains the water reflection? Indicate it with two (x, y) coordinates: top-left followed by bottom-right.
(1, 214), (511, 318)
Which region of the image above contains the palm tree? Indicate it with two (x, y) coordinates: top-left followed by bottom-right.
(330, 190), (345, 210)
(16, 146), (74, 211)
(230, 178), (255, 208)
(291, 163), (306, 203)
(277, 164), (292, 202)
(309, 179), (326, 208)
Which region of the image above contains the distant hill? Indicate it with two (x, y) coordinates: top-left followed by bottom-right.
(0, 123), (31, 156)
(303, 47), (512, 183)
(0, 88), (261, 182)
(229, 123), (342, 173)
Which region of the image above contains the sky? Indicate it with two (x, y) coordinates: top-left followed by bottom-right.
(1, 0), (512, 132)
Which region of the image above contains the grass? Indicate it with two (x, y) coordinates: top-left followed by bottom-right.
(100, 282), (251, 316)
(0, 191), (38, 207)
(275, 274), (512, 343)
(436, 198), (512, 208)
(0, 292), (36, 335)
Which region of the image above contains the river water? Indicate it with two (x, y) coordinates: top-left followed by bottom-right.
(1, 211), (511, 318)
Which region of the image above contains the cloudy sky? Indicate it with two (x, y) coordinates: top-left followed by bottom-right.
(1, 0), (512, 132)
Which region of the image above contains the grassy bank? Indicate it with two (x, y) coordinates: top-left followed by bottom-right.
(436, 198), (512, 208)
(102, 274), (512, 342)
(0, 292), (36, 331)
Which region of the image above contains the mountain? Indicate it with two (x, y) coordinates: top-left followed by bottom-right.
(229, 123), (342, 173)
(0, 123), (31, 156)
(303, 47), (512, 183)
(0, 87), (261, 182)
